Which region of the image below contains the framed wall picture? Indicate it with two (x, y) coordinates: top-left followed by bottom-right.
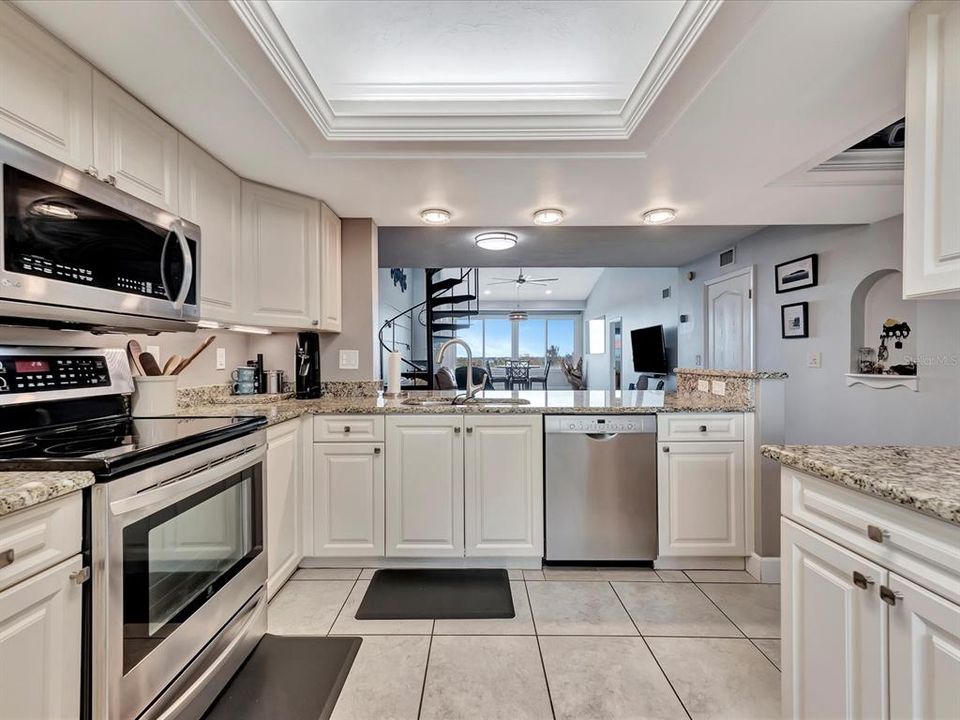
(781, 302), (809, 339)
(775, 254), (818, 293)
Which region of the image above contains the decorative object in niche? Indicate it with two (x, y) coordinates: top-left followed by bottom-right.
(390, 268), (408, 292)
(781, 302), (809, 339)
(561, 356), (586, 390)
(775, 254), (818, 293)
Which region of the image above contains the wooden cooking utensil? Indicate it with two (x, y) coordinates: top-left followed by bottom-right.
(138, 352), (163, 377)
(127, 340), (145, 376)
(162, 355), (182, 375)
(173, 335), (216, 375)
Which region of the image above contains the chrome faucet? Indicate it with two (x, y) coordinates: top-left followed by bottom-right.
(436, 338), (481, 402)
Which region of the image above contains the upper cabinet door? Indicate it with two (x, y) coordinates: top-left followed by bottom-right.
(903, 1), (960, 299)
(318, 203), (342, 332)
(242, 181), (319, 329)
(93, 72), (179, 213)
(0, 3), (93, 169)
(179, 137), (242, 324)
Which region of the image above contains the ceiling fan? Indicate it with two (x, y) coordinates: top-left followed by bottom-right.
(487, 268), (559, 287)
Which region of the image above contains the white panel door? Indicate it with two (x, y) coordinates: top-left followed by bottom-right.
(0, 555), (82, 720)
(903, 0), (960, 299)
(385, 416), (464, 557)
(706, 271), (753, 370)
(313, 443), (384, 557)
(888, 572), (960, 719)
(781, 519), (887, 720)
(0, 3), (93, 169)
(242, 181), (319, 329)
(657, 441), (744, 556)
(93, 72), (179, 212)
(318, 202), (342, 332)
(178, 137), (242, 324)
(266, 421), (301, 598)
(464, 415), (543, 557)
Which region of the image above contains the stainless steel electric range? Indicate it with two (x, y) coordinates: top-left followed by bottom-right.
(0, 346), (268, 720)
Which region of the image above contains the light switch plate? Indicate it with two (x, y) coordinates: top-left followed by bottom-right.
(697, 379), (710, 392)
(216, 348), (226, 370)
(146, 344), (160, 360)
(807, 351), (822, 369)
(711, 380), (727, 396)
(339, 349), (359, 370)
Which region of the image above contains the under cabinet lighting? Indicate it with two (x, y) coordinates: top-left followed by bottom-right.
(197, 320), (221, 329)
(641, 208), (677, 225)
(532, 208), (564, 225)
(475, 231), (518, 251)
(419, 208), (451, 225)
(228, 324), (272, 335)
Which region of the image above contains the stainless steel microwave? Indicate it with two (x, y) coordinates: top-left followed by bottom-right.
(0, 136), (200, 333)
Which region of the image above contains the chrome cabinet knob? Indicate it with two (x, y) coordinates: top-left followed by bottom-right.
(104, 174), (117, 186)
(343, 425), (351, 433)
(466, 427), (473, 433)
(866, 525), (890, 543)
(84, 165), (99, 178)
(373, 447), (381, 455)
(454, 426), (461, 434)
(662, 446), (670, 452)
(311, 319), (319, 326)
(699, 425), (707, 432)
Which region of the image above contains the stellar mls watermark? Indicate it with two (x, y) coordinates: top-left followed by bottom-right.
(905, 354), (959, 367)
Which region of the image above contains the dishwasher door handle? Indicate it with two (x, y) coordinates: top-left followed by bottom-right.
(586, 433), (619, 441)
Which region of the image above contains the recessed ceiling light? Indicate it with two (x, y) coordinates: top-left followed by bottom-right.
(483, 289), (492, 295)
(419, 208), (451, 225)
(532, 208), (564, 225)
(475, 231), (518, 251)
(545, 289), (553, 295)
(641, 207), (676, 225)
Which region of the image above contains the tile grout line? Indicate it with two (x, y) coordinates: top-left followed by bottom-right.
(416, 623), (435, 720)
(524, 578), (557, 720)
(325, 576), (362, 636)
(608, 581), (694, 720)
(689, 580), (750, 640)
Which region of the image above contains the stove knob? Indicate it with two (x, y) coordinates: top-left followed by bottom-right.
(568, 423), (575, 430)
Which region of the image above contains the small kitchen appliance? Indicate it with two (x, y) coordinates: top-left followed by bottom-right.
(296, 332), (322, 398)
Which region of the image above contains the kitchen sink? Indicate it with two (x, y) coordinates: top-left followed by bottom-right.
(464, 397), (531, 405)
(400, 396), (532, 407)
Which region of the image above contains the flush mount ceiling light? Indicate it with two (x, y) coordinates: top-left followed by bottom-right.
(641, 207), (677, 225)
(475, 231), (518, 251)
(532, 208), (564, 225)
(419, 208), (451, 225)
(545, 289), (553, 295)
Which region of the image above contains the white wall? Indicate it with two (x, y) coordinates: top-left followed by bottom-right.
(679, 216), (960, 445)
(582, 267), (680, 390)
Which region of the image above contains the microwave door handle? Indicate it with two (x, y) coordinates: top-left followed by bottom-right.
(160, 220), (193, 312)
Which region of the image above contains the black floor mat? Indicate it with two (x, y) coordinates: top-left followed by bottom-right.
(203, 634), (361, 720)
(356, 568), (515, 620)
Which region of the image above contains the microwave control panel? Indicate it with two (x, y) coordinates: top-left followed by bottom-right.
(0, 355), (111, 395)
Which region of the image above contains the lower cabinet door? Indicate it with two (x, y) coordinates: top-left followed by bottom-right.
(464, 415), (543, 557)
(385, 416), (464, 557)
(888, 572), (960, 719)
(782, 518), (887, 720)
(0, 555), (82, 720)
(657, 440), (744, 556)
(266, 421), (301, 598)
(313, 443), (384, 557)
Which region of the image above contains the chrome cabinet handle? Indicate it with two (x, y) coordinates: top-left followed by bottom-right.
(662, 446), (670, 452)
(852, 571), (875, 590)
(879, 585), (902, 606)
(466, 427), (473, 433)
(343, 426), (351, 433)
(373, 447), (381, 455)
(69, 567), (90, 585)
(84, 165), (99, 178)
(311, 319), (319, 326)
(104, 174), (117, 186)
(454, 426), (461, 434)
(0, 548), (14, 568)
(699, 425), (707, 432)
(867, 525), (890, 543)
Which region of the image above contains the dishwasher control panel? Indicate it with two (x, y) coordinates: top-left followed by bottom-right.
(543, 415), (656, 433)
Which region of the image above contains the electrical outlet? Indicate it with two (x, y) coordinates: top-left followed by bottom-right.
(146, 344), (160, 359)
(697, 379), (710, 392)
(807, 351), (822, 369)
(711, 380), (727, 396)
(339, 349), (359, 370)
(695, 354), (702, 366)
(216, 348), (226, 370)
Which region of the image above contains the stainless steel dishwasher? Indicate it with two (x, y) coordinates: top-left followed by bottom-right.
(544, 415), (658, 562)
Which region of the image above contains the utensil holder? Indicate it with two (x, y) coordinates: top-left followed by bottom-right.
(131, 375), (179, 417)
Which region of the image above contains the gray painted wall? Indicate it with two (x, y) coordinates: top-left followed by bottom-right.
(582, 267), (680, 391)
(678, 216), (960, 446)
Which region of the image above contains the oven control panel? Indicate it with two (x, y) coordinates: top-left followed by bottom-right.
(0, 355), (111, 395)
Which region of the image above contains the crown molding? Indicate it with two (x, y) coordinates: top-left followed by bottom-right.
(228, 0), (723, 142)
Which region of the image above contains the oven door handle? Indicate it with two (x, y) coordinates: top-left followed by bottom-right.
(109, 444), (265, 518)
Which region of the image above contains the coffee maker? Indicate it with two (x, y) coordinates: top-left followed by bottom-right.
(295, 332), (322, 398)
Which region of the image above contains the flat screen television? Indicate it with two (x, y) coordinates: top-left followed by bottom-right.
(631, 325), (669, 375)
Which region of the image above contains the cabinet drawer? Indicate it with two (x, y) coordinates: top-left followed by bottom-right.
(657, 413), (743, 442)
(0, 494), (82, 593)
(782, 467), (960, 605)
(314, 415), (384, 442)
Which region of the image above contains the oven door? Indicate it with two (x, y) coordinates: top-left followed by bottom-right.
(93, 436), (266, 720)
(0, 135), (199, 332)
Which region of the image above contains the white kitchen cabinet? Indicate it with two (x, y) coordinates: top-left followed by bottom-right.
(178, 137), (242, 324)
(318, 202), (342, 332)
(888, 573), (960, 719)
(903, 0), (960, 299)
(464, 415), (543, 557)
(242, 181), (320, 329)
(385, 416), (464, 557)
(782, 518), (887, 720)
(313, 443), (384, 556)
(266, 420), (302, 599)
(0, 3), (93, 169)
(657, 440), (744, 556)
(92, 72), (179, 213)
(0, 554), (82, 720)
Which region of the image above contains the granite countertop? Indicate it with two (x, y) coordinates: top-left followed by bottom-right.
(762, 445), (960, 525)
(0, 471), (94, 518)
(675, 368), (789, 379)
(177, 390), (753, 426)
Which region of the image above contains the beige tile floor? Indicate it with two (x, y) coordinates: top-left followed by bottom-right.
(268, 568), (781, 720)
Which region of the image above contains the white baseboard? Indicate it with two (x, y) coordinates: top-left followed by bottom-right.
(300, 556), (543, 570)
(655, 556), (746, 571)
(746, 553), (781, 583)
